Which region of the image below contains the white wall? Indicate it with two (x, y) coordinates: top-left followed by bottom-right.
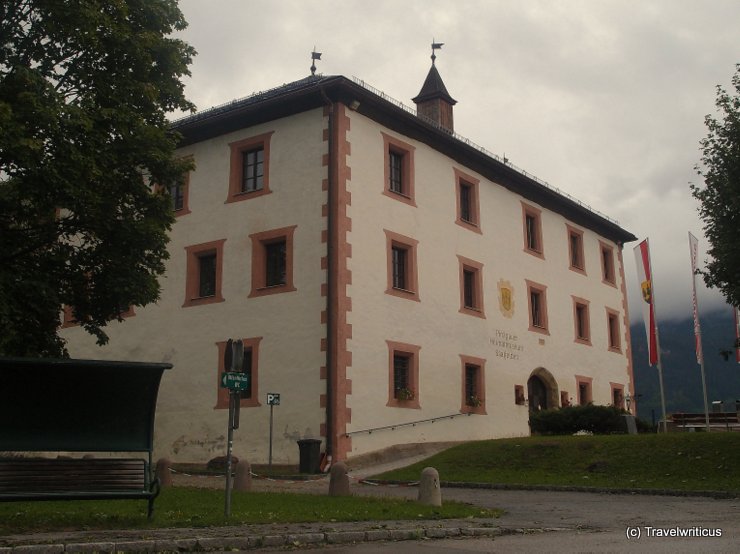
(62, 108), (329, 464)
(345, 111), (631, 456)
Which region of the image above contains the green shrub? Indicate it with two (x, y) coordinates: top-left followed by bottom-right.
(529, 404), (629, 435)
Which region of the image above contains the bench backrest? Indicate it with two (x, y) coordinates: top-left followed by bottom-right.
(0, 357), (171, 453)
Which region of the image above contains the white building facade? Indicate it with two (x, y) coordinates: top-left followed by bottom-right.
(63, 69), (636, 464)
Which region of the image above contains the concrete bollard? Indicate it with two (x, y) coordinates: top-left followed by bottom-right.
(328, 461), (351, 496)
(234, 459), (252, 492)
(155, 458), (173, 488)
(417, 467), (441, 507)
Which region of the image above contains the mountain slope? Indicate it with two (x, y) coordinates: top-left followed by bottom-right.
(631, 307), (739, 423)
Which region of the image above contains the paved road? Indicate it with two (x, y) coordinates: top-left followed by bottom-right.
(176, 470), (740, 552)
(249, 484), (740, 553)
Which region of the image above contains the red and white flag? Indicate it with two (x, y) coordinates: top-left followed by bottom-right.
(688, 232), (703, 365)
(634, 239), (658, 366)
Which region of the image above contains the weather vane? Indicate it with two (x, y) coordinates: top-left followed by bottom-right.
(310, 47), (322, 76)
(431, 39), (444, 64)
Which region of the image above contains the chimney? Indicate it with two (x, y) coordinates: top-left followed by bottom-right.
(413, 61), (457, 133)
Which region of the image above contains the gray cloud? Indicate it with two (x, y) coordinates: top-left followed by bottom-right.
(176, 0), (738, 321)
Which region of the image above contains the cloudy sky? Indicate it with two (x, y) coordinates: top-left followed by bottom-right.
(175, 0), (739, 323)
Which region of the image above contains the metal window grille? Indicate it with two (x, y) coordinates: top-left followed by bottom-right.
(242, 147), (264, 192)
(391, 246), (407, 290)
(465, 364), (478, 405)
(389, 151), (403, 194)
(393, 354), (410, 397)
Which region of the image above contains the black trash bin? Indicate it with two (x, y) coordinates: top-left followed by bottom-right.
(296, 438), (322, 474)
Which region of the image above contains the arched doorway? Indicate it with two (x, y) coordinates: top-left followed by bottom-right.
(527, 367), (559, 412)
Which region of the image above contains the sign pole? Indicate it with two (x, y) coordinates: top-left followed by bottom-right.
(222, 338), (243, 518)
(266, 393), (280, 473)
(224, 392), (235, 518)
(269, 403), (274, 472)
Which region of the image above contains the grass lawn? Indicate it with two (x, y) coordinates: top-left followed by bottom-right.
(374, 433), (740, 493)
(0, 488), (497, 536)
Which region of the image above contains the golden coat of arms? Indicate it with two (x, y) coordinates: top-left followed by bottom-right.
(498, 279), (514, 318)
(641, 280), (652, 304)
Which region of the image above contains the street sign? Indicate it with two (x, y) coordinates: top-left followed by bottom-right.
(267, 392), (280, 406)
(221, 372), (249, 391)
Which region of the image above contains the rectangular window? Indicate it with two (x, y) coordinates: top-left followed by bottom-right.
(384, 230), (420, 301)
(560, 391), (570, 407)
(382, 133), (416, 206)
(264, 240), (286, 287)
(458, 256), (485, 318)
(567, 225), (585, 272)
(601, 242), (616, 285)
(607, 308), (622, 352)
(164, 166), (191, 216)
(183, 239), (226, 307)
(241, 147), (264, 193)
(198, 253), (217, 298)
(454, 169), (481, 233)
(611, 385), (624, 409)
(463, 270), (475, 308)
(515, 385), (526, 405)
(465, 364), (478, 404)
(386, 340), (421, 408)
(576, 376), (593, 406)
(249, 226), (297, 298)
(460, 183), (472, 222)
(389, 151), (404, 194)
(391, 246), (407, 290)
(169, 179), (185, 211)
(531, 290), (543, 326)
(573, 297), (591, 345)
(526, 280), (548, 334)
(215, 337), (262, 409)
(227, 132), (273, 203)
(460, 355), (486, 414)
(522, 203), (544, 257)
(240, 348), (254, 400)
(526, 215), (538, 250)
(393, 353), (410, 398)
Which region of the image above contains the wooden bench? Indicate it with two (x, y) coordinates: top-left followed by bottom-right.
(670, 411), (740, 431)
(0, 357), (171, 519)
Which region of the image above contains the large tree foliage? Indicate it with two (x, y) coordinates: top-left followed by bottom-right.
(0, 0), (195, 357)
(692, 64), (740, 309)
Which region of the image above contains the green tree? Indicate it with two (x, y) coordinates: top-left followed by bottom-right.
(692, 64), (740, 309)
(0, 0), (195, 357)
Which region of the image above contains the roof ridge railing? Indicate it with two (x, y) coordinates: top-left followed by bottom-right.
(170, 74), (325, 127)
(170, 74), (617, 226)
(351, 76), (619, 226)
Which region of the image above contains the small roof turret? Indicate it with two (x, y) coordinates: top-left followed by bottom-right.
(413, 42), (456, 132)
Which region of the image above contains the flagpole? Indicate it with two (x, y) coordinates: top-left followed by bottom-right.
(689, 232), (710, 432)
(645, 240), (669, 432)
